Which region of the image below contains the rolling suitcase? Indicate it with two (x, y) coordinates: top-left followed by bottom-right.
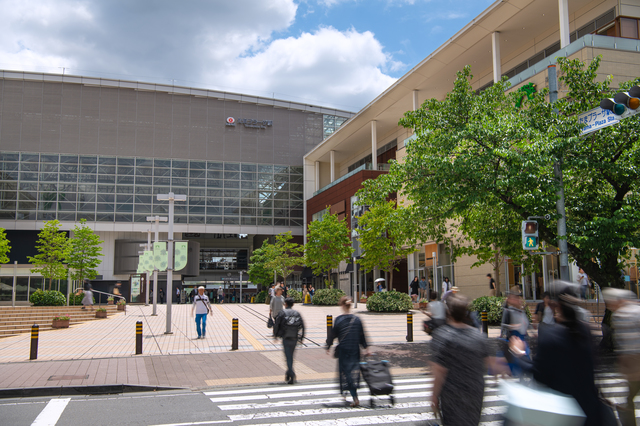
(360, 360), (394, 407)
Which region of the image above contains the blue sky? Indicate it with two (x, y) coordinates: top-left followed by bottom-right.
(0, 0), (493, 111)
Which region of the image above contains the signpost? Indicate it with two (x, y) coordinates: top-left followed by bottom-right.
(578, 107), (619, 135)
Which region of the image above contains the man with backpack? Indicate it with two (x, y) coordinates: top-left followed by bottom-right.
(274, 297), (305, 384)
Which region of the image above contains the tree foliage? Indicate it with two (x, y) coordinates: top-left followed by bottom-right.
(28, 220), (69, 290)
(358, 57), (640, 288)
(0, 228), (10, 264)
(248, 240), (277, 288)
(66, 219), (103, 283)
(305, 208), (353, 287)
(251, 232), (304, 287)
(356, 201), (416, 290)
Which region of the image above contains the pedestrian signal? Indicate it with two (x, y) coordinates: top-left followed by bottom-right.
(521, 220), (539, 250)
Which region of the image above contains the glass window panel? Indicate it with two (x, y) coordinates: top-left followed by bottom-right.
(290, 174), (303, 183)
(241, 182), (257, 191)
(171, 178), (188, 187)
(206, 216), (222, 224)
(98, 157), (116, 165)
(96, 203), (115, 212)
(275, 218), (288, 226)
(190, 197), (205, 206)
(241, 208), (256, 216)
(189, 188), (206, 198)
(134, 214), (149, 222)
(224, 162), (240, 171)
(17, 211), (37, 220)
(259, 191), (272, 200)
(80, 156), (97, 165)
(116, 185), (134, 194)
(207, 189), (222, 198)
(259, 217), (273, 226)
(117, 166), (134, 175)
(172, 160), (188, 169)
(258, 164), (273, 173)
(21, 153), (40, 162)
(257, 173), (273, 183)
(117, 157), (134, 166)
(20, 163), (39, 172)
(154, 186), (170, 194)
(173, 205), (187, 214)
(78, 212), (96, 221)
(37, 211), (57, 220)
(274, 208), (288, 218)
(20, 182), (38, 191)
(224, 171), (239, 180)
(116, 204), (133, 213)
(274, 173), (289, 183)
(96, 213), (114, 221)
(207, 198), (221, 207)
(154, 177), (170, 185)
(134, 204), (151, 213)
(58, 202), (76, 211)
(60, 155), (78, 164)
(291, 209), (303, 218)
(224, 217), (239, 225)
(241, 217), (256, 225)
(189, 206), (205, 214)
(136, 158), (153, 167)
(136, 176), (152, 185)
(41, 154), (59, 163)
(19, 191), (38, 201)
(0, 200), (16, 210)
(241, 198), (256, 207)
(291, 166), (303, 175)
(78, 202), (96, 212)
(224, 180), (239, 189)
(172, 169), (188, 178)
(0, 191), (17, 201)
(2, 162), (19, 171)
(59, 193), (76, 202)
(190, 160), (206, 170)
(621, 17), (639, 38)
(79, 174), (97, 183)
(1, 171), (18, 181)
(290, 192), (303, 200)
(174, 215), (187, 224)
(190, 169), (205, 179)
(98, 165), (116, 174)
(189, 215), (205, 224)
(207, 179), (223, 188)
(78, 194), (95, 203)
(76, 184), (95, 193)
(40, 163), (58, 173)
(190, 178), (205, 187)
(207, 206), (222, 215)
(274, 191), (288, 200)
(39, 173), (58, 183)
(0, 153), (20, 161)
(97, 194), (115, 203)
(291, 218), (303, 227)
(291, 183), (303, 192)
(117, 195), (133, 203)
(58, 212), (76, 221)
(274, 165), (288, 174)
(241, 172), (256, 181)
(97, 184), (115, 193)
(154, 167), (171, 177)
(20, 172), (39, 181)
(98, 174), (115, 183)
(207, 171), (223, 180)
(0, 211), (14, 219)
(59, 184), (77, 193)
(135, 195), (151, 204)
(136, 186), (153, 194)
(274, 200), (289, 209)
(274, 183), (290, 192)
(154, 159), (171, 168)
(258, 208), (272, 217)
(117, 175), (134, 184)
(224, 199), (239, 207)
(135, 167), (152, 176)
(153, 204), (168, 214)
(115, 214), (133, 222)
(60, 164), (77, 173)
(207, 161), (223, 170)
(241, 163), (257, 172)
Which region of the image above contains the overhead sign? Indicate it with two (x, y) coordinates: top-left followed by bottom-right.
(226, 117), (273, 129)
(578, 107), (619, 135)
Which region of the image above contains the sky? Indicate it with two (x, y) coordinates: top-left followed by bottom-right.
(0, 0), (494, 112)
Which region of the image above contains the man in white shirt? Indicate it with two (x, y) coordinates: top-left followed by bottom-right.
(192, 286), (211, 339)
(577, 268), (589, 299)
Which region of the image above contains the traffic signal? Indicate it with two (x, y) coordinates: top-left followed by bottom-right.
(521, 220), (539, 250)
(600, 85), (640, 118)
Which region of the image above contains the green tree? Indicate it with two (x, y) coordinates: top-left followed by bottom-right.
(305, 208), (353, 288)
(248, 240), (277, 289)
(356, 201), (416, 291)
(66, 219), (103, 284)
(0, 228), (10, 264)
(358, 57), (640, 288)
(28, 220), (69, 290)
(264, 231), (304, 287)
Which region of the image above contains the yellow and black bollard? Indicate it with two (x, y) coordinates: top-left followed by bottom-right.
(30, 324), (39, 360)
(326, 315), (333, 343)
(482, 311), (488, 336)
(406, 312), (413, 342)
(136, 321), (143, 354)
(231, 318), (239, 350)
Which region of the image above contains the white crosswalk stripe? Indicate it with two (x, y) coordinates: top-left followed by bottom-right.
(202, 372), (637, 426)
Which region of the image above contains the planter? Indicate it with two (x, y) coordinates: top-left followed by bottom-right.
(360, 299), (368, 304)
(95, 311), (108, 318)
(117, 304), (126, 311)
(52, 319), (70, 328)
(412, 303), (420, 309)
(107, 300), (114, 305)
(419, 302), (428, 309)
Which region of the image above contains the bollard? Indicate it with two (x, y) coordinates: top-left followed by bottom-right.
(136, 321), (143, 354)
(231, 318), (239, 351)
(482, 310), (488, 336)
(406, 312), (413, 342)
(326, 315), (333, 343)
(30, 324), (39, 360)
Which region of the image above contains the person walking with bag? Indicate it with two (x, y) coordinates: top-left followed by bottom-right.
(191, 286), (211, 339)
(269, 287), (285, 335)
(326, 296), (370, 407)
(274, 297), (305, 384)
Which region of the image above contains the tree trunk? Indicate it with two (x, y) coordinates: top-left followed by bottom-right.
(48, 277), (52, 291)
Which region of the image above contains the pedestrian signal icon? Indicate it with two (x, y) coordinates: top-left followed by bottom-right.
(525, 236), (538, 249)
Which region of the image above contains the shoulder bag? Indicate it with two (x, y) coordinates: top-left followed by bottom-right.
(197, 295), (210, 314)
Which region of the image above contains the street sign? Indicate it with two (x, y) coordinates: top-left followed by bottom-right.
(578, 107), (619, 135)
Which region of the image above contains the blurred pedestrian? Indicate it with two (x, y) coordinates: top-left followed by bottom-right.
(534, 291), (555, 330)
(81, 280), (93, 311)
(175, 287), (180, 304)
(577, 268), (589, 300)
(326, 296), (369, 407)
(189, 287), (196, 304)
(191, 286), (211, 339)
(603, 288), (640, 426)
(430, 294), (493, 425)
(509, 287), (611, 426)
(274, 297), (305, 384)
(159, 288), (164, 304)
(488, 273), (497, 297)
(441, 277), (451, 298)
(218, 288), (224, 304)
(501, 288), (529, 341)
(419, 276), (427, 300)
(270, 287), (285, 335)
(422, 291), (446, 335)
(410, 276), (420, 302)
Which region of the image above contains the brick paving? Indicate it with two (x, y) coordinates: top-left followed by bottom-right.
(0, 303), (504, 391)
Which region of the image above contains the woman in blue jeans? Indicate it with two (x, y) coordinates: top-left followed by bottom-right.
(192, 286), (211, 339)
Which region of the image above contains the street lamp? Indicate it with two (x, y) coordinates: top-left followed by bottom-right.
(239, 270), (246, 304)
(156, 192), (186, 334)
(146, 215), (168, 316)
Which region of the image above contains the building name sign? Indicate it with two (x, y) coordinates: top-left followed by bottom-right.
(578, 107), (618, 135)
(226, 117), (273, 129)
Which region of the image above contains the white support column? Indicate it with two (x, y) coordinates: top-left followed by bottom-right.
(314, 161), (320, 192)
(492, 32), (501, 83)
(412, 90), (419, 111)
(329, 151), (335, 182)
(558, 0), (570, 48)
(371, 120), (377, 170)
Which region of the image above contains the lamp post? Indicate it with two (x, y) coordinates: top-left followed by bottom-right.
(239, 270), (245, 304)
(156, 193), (186, 334)
(146, 215), (168, 316)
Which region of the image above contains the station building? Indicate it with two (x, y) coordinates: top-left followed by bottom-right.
(303, 0), (640, 300)
(0, 71), (353, 303)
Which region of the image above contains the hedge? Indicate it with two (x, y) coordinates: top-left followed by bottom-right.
(288, 289), (303, 303)
(254, 290), (267, 303)
(470, 296), (532, 325)
(366, 290), (413, 312)
(312, 288), (346, 305)
(69, 293), (95, 306)
(29, 290), (66, 306)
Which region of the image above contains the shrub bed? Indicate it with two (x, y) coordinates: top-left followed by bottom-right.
(288, 289), (303, 303)
(470, 296), (532, 324)
(29, 290), (66, 306)
(366, 290), (413, 312)
(312, 288), (345, 305)
(254, 290), (267, 303)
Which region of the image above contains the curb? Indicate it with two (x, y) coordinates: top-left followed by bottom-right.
(0, 384), (186, 399)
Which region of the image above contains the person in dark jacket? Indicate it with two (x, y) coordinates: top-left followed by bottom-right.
(509, 287), (607, 426)
(274, 297), (305, 384)
(326, 296), (370, 407)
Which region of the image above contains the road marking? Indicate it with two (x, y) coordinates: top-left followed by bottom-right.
(216, 305), (265, 350)
(31, 398), (70, 426)
(242, 412), (437, 426)
(149, 421), (233, 426)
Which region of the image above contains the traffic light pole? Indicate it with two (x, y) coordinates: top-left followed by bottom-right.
(548, 65), (570, 281)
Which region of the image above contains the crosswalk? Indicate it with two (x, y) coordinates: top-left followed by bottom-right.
(197, 372), (638, 426)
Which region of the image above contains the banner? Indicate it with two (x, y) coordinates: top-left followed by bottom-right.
(174, 242), (188, 271)
(142, 250), (154, 272)
(153, 242), (168, 271)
